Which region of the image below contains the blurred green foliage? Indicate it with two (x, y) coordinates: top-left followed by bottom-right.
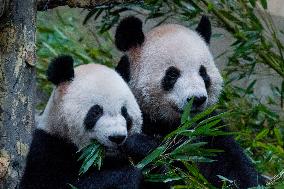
(37, 0), (284, 188)
(37, 9), (116, 96)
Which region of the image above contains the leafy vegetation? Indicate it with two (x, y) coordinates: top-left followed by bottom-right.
(37, 9), (116, 96)
(78, 101), (231, 188)
(77, 140), (105, 175)
(37, 0), (284, 188)
(136, 103), (229, 189)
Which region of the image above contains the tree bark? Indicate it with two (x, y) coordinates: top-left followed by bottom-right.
(0, 0), (36, 188)
(0, 0), (139, 188)
(37, 0), (138, 11)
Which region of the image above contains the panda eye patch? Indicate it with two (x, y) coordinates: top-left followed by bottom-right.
(121, 106), (132, 131)
(162, 66), (180, 91)
(199, 65), (211, 89)
(84, 105), (103, 131)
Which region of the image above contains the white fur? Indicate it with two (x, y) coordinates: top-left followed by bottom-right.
(128, 24), (223, 121)
(38, 64), (142, 149)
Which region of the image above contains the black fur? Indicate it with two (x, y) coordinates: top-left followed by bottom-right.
(84, 105), (103, 131)
(121, 106), (133, 131)
(199, 65), (211, 89)
(191, 96), (207, 110)
(121, 134), (159, 163)
(196, 16), (212, 44)
(76, 166), (143, 189)
(199, 133), (266, 188)
(116, 55), (131, 82)
(121, 134), (171, 189)
(19, 129), (79, 189)
(115, 16), (145, 51)
(46, 55), (74, 85)
(142, 112), (180, 137)
(20, 129), (146, 189)
(162, 66), (181, 91)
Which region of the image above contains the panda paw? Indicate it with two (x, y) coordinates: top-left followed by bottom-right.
(121, 134), (159, 162)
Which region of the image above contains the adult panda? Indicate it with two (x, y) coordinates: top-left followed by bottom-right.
(115, 16), (266, 188)
(20, 55), (144, 189)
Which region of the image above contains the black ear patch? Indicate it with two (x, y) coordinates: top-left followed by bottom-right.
(115, 16), (145, 52)
(84, 105), (103, 131)
(46, 55), (74, 85)
(196, 16), (212, 44)
(115, 55), (131, 82)
(199, 65), (211, 89)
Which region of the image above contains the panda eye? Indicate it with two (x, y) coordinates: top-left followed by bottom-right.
(162, 66), (180, 91)
(199, 65), (211, 89)
(121, 106), (132, 131)
(84, 105), (103, 131)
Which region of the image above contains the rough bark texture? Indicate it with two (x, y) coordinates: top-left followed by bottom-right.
(37, 0), (138, 11)
(0, 0), (36, 188)
(0, 0), (138, 188)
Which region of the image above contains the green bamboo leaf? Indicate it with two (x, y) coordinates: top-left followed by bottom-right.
(244, 80), (257, 95)
(78, 140), (104, 175)
(216, 175), (233, 183)
(145, 172), (182, 183)
(170, 155), (215, 163)
(255, 128), (269, 140)
(191, 105), (219, 124)
(260, 0), (268, 9)
(181, 98), (194, 124)
(68, 184), (79, 189)
(78, 142), (100, 161)
(171, 142), (208, 155)
(249, 0), (256, 7)
(83, 9), (99, 25)
(79, 151), (100, 175)
(274, 128), (284, 146)
(136, 146), (166, 169)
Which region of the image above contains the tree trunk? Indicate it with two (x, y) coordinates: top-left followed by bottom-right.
(0, 0), (137, 188)
(0, 0), (36, 188)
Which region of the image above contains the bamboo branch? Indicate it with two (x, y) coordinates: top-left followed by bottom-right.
(198, 0), (284, 78)
(37, 0), (139, 11)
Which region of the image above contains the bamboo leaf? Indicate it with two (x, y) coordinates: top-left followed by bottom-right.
(260, 0), (268, 9)
(249, 0), (256, 7)
(136, 146), (166, 169)
(181, 98), (194, 124)
(274, 128), (284, 146)
(77, 140), (104, 175)
(68, 184), (79, 189)
(255, 129), (269, 140)
(171, 142), (208, 155)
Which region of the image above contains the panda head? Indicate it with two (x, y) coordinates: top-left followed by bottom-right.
(115, 16), (223, 125)
(38, 55), (142, 151)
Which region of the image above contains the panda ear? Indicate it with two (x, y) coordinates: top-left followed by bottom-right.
(196, 16), (211, 44)
(115, 16), (145, 52)
(46, 55), (74, 85)
(115, 55), (131, 82)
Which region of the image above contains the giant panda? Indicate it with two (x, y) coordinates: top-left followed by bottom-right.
(114, 16), (266, 188)
(20, 55), (144, 189)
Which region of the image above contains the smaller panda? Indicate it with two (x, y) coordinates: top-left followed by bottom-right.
(20, 55), (144, 189)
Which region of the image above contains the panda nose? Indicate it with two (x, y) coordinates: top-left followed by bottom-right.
(187, 96), (207, 107)
(108, 135), (126, 144)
